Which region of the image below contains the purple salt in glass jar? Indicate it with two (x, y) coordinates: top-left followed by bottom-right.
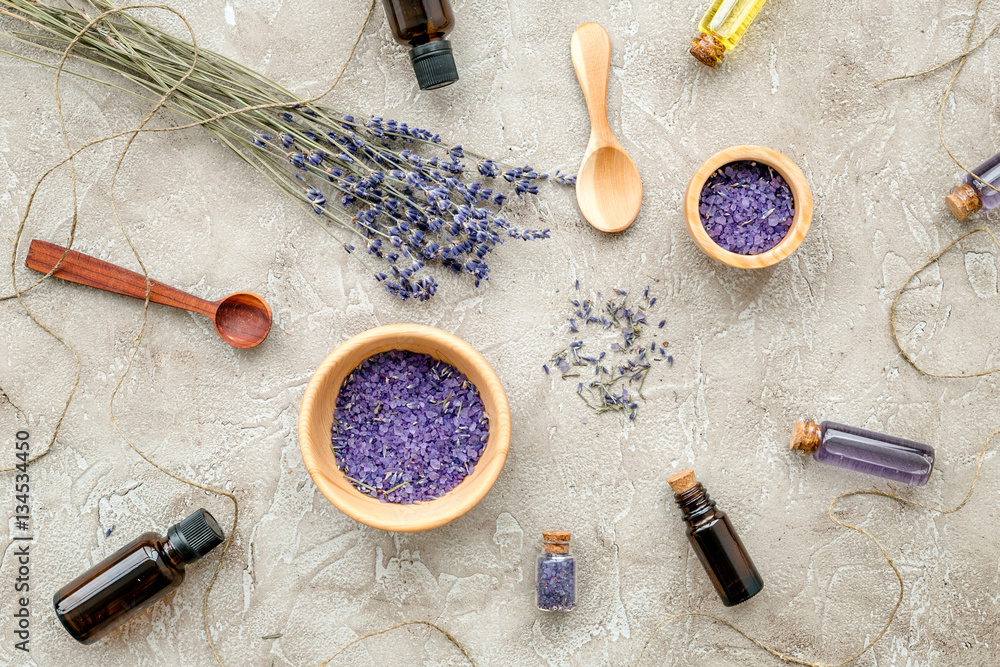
(537, 531), (576, 611)
(698, 160), (795, 255)
(331, 349), (490, 504)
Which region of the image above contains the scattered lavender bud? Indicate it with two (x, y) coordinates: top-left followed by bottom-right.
(547, 283), (673, 421)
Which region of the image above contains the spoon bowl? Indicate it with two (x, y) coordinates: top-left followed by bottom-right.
(213, 291), (273, 348)
(576, 144), (643, 233)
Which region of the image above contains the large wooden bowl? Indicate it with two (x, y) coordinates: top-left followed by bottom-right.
(684, 145), (813, 269)
(298, 324), (511, 532)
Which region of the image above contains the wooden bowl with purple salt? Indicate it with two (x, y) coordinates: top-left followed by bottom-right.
(684, 145), (813, 269)
(298, 324), (511, 532)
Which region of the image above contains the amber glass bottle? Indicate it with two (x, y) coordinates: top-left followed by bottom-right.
(667, 469), (763, 606)
(382, 0), (459, 90)
(53, 509), (225, 644)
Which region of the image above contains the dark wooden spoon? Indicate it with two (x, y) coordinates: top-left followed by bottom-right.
(25, 240), (271, 349)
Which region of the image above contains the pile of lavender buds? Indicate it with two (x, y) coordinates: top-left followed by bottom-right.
(545, 283), (672, 421)
(332, 350), (489, 503)
(699, 161), (794, 255)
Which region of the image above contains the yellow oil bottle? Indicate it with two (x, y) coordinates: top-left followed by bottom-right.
(690, 0), (769, 67)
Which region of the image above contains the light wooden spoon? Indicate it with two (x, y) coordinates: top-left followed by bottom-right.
(570, 22), (642, 233)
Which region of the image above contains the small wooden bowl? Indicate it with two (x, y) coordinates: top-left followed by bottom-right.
(684, 145), (813, 269)
(298, 324), (511, 532)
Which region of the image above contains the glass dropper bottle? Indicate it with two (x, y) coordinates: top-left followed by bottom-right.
(690, 0), (770, 67)
(945, 150), (1000, 220)
(790, 420), (935, 486)
(382, 0), (459, 90)
(53, 509), (225, 644)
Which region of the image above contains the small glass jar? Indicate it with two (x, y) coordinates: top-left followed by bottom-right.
(536, 531), (576, 611)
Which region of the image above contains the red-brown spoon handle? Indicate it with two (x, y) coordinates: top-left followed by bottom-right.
(25, 240), (216, 317)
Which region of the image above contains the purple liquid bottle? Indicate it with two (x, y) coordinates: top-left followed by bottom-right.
(790, 420), (935, 486)
(945, 150), (1000, 220)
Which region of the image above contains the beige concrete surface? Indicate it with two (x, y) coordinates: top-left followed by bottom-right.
(1, 0), (1000, 665)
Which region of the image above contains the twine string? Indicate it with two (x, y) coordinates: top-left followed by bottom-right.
(3, 0), (999, 665)
(638, 3), (1000, 663)
(2, 2), (470, 666)
(317, 621), (476, 667)
(890, 226), (1000, 378)
(876, 0), (1000, 200)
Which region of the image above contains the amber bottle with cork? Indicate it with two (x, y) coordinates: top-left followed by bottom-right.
(667, 469), (763, 606)
(53, 509), (225, 644)
(382, 0), (459, 90)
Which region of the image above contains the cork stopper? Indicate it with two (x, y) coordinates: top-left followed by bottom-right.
(690, 33), (726, 68)
(945, 183), (982, 221)
(789, 420), (822, 454)
(543, 530), (571, 554)
(667, 469), (697, 494)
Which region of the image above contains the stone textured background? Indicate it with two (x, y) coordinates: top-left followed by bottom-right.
(2, 0), (1000, 665)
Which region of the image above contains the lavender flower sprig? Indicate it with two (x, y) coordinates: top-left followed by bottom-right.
(244, 113), (555, 300)
(0, 0), (569, 301)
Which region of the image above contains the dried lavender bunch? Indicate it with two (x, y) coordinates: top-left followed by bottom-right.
(0, 0), (573, 301)
(545, 283), (672, 421)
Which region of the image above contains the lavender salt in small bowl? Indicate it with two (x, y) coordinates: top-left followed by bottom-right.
(299, 324), (511, 532)
(684, 146), (813, 269)
(332, 350), (489, 504)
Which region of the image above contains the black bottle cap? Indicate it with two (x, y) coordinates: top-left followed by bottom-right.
(409, 40), (459, 90)
(167, 509), (225, 563)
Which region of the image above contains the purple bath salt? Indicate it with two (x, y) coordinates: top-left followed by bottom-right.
(331, 350), (490, 504)
(699, 160), (795, 255)
(537, 531), (576, 611)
